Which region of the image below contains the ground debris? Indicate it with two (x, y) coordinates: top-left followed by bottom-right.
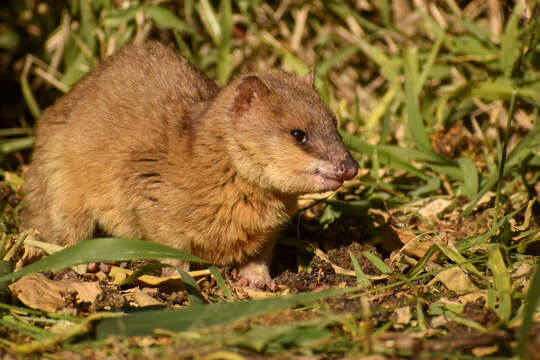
(9, 273), (101, 313)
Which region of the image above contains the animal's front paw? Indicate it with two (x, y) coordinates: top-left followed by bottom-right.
(235, 276), (277, 291)
(236, 261), (276, 291)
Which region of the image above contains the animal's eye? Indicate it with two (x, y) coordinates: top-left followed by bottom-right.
(291, 129), (307, 143)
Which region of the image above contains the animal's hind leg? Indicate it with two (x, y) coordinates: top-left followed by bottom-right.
(47, 201), (95, 245)
(22, 190), (95, 246)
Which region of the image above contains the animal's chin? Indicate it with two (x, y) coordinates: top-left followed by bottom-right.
(314, 173), (344, 191)
(270, 171), (343, 194)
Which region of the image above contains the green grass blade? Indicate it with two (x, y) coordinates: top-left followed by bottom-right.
(349, 252), (371, 288)
(449, 34), (496, 56)
(469, 79), (540, 103)
(196, 0), (220, 45)
(409, 177), (441, 198)
(457, 157), (479, 198)
(405, 47), (419, 86)
(505, 126), (540, 169)
(517, 263), (540, 356)
(316, 44), (362, 77)
(404, 47), (431, 149)
(61, 50), (94, 87)
(95, 287), (356, 339)
(20, 59), (41, 120)
(500, 1), (522, 77)
(461, 119), (536, 217)
(355, 37), (399, 81)
(178, 268), (204, 305)
(323, 199), (370, 218)
(0, 238), (209, 283)
(0, 137), (35, 155)
(436, 244), (481, 277)
(462, 176), (498, 217)
(407, 245), (438, 278)
(379, 145), (450, 164)
(78, 0), (95, 52)
(377, 0), (390, 27)
(416, 299), (427, 331)
(425, 163), (464, 181)
(145, 5), (193, 33)
(487, 244), (512, 322)
(60, 0), (97, 87)
(340, 131), (432, 180)
(260, 32), (309, 76)
(102, 5), (141, 27)
(460, 200), (530, 251)
(15, 313), (119, 355)
(217, 0), (232, 85)
(0, 315), (52, 339)
(415, 33), (445, 96)
(366, 82), (399, 130)
(361, 252), (391, 275)
(323, 0), (381, 33)
(493, 91), (517, 229)
(209, 265), (233, 301)
(226, 320), (331, 352)
(444, 311), (487, 332)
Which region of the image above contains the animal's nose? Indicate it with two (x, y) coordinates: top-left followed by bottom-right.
(336, 157), (358, 181)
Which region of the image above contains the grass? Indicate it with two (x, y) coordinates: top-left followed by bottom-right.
(1, 0), (539, 358)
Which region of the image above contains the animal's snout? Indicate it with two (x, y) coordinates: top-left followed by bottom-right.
(335, 156), (358, 182)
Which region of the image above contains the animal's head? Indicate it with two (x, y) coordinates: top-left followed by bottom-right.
(226, 70), (358, 194)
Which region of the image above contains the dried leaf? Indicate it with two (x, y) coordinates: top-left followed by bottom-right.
(512, 199), (535, 232)
(458, 290), (488, 304)
(109, 266), (131, 285)
(123, 288), (164, 307)
(394, 306), (412, 325)
(393, 226), (436, 258)
(241, 288), (282, 299)
(474, 191), (495, 210)
(434, 267), (479, 295)
(9, 273), (101, 312)
(4, 171), (24, 187)
(48, 319), (79, 335)
(472, 344), (499, 357)
(512, 262), (534, 278)
(418, 198), (453, 221)
(15, 242), (46, 271)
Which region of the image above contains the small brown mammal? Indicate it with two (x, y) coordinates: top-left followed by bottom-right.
(21, 42), (358, 288)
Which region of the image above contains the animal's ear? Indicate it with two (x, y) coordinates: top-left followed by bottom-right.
(234, 75), (270, 118)
(301, 69), (315, 88)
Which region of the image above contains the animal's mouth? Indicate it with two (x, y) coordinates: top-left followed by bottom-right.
(307, 157), (358, 192)
(313, 169), (344, 191)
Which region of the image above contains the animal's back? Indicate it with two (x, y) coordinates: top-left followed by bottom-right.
(22, 42), (218, 244)
(37, 42), (217, 152)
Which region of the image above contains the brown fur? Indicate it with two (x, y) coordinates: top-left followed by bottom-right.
(21, 42), (357, 286)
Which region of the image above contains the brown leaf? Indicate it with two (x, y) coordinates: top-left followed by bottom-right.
(418, 198), (453, 222)
(394, 306), (412, 325)
(392, 226), (436, 259)
(433, 267), (479, 295)
(15, 234), (47, 270)
(472, 345), (500, 357)
(123, 288), (164, 307)
(241, 288), (281, 299)
(9, 273), (101, 312)
(108, 266), (131, 285)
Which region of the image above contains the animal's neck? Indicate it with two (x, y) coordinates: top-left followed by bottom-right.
(164, 88), (298, 221)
